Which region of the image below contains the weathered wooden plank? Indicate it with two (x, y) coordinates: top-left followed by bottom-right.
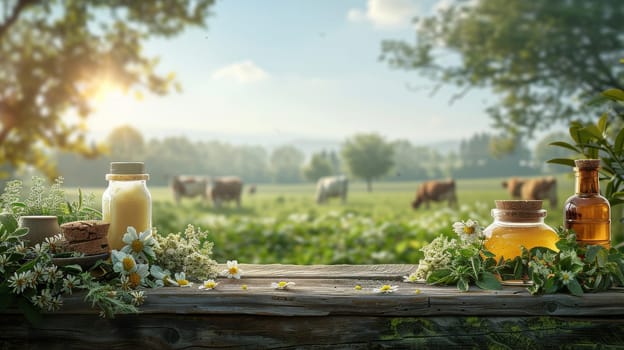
(5, 264), (624, 349)
(234, 263), (418, 279)
(2, 313), (624, 349)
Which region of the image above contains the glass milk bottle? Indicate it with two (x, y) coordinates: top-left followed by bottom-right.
(564, 159), (611, 248)
(102, 162), (152, 251)
(483, 200), (559, 261)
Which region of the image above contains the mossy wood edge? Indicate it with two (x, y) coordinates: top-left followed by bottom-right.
(3, 264), (624, 349)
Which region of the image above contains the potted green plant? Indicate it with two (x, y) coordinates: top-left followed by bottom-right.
(0, 176), (101, 246)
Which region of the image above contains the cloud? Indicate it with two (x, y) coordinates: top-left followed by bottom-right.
(212, 60), (270, 83)
(347, 0), (418, 29)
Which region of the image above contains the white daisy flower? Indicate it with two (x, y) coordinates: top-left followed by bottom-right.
(111, 250), (138, 275)
(271, 281), (295, 290)
(559, 270), (576, 285)
(221, 260), (243, 279)
(174, 272), (193, 288)
(8, 271), (31, 294)
(150, 265), (176, 287)
(127, 263), (149, 288)
(198, 279), (219, 290)
(373, 284), (399, 294)
(121, 226), (157, 263)
(403, 273), (420, 283)
(452, 219), (482, 242)
(130, 290), (146, 306)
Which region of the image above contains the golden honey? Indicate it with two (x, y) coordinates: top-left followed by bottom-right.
(483, 200), (559, 261)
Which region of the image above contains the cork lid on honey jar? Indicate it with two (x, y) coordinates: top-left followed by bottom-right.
(493, 200), (547, 223)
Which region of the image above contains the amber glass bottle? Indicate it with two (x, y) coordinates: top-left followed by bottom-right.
(563, 159), (611, 248)
(483, 200), (559, 261)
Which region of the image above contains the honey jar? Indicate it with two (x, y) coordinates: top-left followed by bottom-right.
(483, 200), (559, 261)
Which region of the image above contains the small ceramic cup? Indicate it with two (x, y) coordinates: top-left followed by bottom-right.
(19, 215), (61, 246)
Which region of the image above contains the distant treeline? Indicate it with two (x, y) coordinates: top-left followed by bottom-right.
(45, 126), (570, 188)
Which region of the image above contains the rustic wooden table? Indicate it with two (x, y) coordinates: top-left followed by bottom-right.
(2, 264), (624, 349)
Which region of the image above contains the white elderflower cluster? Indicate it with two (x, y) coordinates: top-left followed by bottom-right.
(413, 235), (457, 280)
(153, 225), (218, 281)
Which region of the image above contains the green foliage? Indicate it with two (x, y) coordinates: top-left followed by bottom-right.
(548, 110), (624, 207)
(270, 145), (306, 183)
(342, 133), (394, 191)
(414, 223), (624, 295)
(381, 0), (624, 152)
(302, 151), (337, 182)
(0, 0), (215, 178)
(0, 176), (101, 223)
(0, 214), (135, 322)
(525, 229), (624, 296)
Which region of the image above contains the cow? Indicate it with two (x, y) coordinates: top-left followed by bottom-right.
(210, 176), (243, 208)
(411, 179), (457, 210)
(170, 175), (209, 204)
(316, 175), (348, 204)
(502, 176), (558, 208)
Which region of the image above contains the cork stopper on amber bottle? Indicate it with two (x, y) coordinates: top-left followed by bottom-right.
(575, 159), (600, 170)
(494, 200), (546, 222)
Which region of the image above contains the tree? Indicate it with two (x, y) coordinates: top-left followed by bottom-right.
(0, 0), (215, 178)
(270, 145), (305, 184)
(341, 133), (394, 192)
(533, 131), (575, 173)
(302, 151), (334, 182)
(107, 125), (145, 161)
(380, 0), (624, 153)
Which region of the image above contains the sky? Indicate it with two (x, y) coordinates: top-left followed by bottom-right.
(86, 0), (497, 150)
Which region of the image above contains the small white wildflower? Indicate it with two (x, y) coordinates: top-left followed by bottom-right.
(174, 272), (193, 288)
(14, 242), (27, 254)
(452, 219), (482, 242)
(150, 265), (175, 287)
(9, 271), (32, 294)
(130, 290), (146, 306)
(403, 273), (420, 283)
(220, 260), (243, 279)
(198, 279), (219, 290)
(31, 243), (49, 255)
(272, 281), (295, 290)
(373, 284), (399, 294)
(559, 270), (576, 285)
(48, 294), (63, 312)
(42, 265), (62, 283)
(119, 274), (131, 291)
(121, 227), (158, 263)
(62, 275), (80, 295)
(112, 250), (137, 275)
(127, 264), (149, 288)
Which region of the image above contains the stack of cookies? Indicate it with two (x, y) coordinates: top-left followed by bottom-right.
(60, 220), (110, 255)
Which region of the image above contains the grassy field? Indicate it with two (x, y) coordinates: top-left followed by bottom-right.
(70, 175), (588, 265)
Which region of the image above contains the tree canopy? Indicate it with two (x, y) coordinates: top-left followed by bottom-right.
(0, 0), (215, 178)
(341, 133), (394, 192)
(381, 0), (624, 153)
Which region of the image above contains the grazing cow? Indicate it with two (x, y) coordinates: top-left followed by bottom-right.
(211, 176), (243, 208)
(411, 179), (457, 209)
(248, 184), (257, 195)
(171, 175), (209, 204)
(501, 177), (525, 199)
(316, 175), (348, 204)
(502, 177), (558, 208)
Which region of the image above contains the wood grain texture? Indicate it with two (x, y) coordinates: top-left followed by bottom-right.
(3, 264), (624, 349)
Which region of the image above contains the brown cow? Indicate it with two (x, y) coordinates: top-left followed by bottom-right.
(171, 175), (209, 204)
(502, 177), (558, 208)
(211, 176), (243, 208)
(412, 179), (457, 209)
